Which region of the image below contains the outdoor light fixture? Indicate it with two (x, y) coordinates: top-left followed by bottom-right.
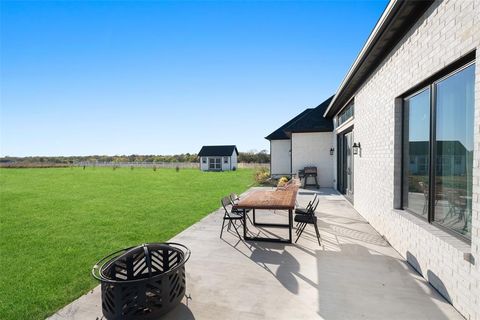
(330, 148), (335, 155)
(352, 142), (361, 155)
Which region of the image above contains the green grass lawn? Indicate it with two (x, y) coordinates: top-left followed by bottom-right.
(0, 167), (255, 320)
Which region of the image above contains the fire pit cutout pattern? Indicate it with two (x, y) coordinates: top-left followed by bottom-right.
(92, 243), (190, 320)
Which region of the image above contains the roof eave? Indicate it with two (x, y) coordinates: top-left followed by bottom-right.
(324, 0), (401, 117)
(265, 136), (290, 141)
(324, 0), (434, 117)
(287, 129), (333, 134)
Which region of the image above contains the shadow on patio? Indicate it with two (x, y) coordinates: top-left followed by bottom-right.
(49, 188), (463, 320)
(164, 188), (463, 320)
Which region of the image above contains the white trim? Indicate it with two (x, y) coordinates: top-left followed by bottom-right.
(336, 118), (355, 134)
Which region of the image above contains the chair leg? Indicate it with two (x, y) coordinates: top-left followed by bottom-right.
(231, 219), (243, 238)
(296, 223), (302, 235)
(246, 212), (254, 225)
(220, 217), (226, 238)
(295, 223), (307, 243)
(314, 220), (321, 246)
(296, 222), (306, 235)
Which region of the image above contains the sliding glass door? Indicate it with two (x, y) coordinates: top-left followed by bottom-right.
(337, 129), (354, 202)
(345, 131), (354, 199)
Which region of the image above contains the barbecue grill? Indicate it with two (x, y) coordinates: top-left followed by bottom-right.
(298, 166), (319, 188)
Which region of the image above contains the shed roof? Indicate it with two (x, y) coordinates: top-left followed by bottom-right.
(198, 145), (238, 157)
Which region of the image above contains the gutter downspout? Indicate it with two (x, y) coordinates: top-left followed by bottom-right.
(269, 140), (272, 176)
(290, 137), (293, 177)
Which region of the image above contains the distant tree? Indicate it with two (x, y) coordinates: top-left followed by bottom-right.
(0, 150), (271, 167)
(238, 150), (270, 163)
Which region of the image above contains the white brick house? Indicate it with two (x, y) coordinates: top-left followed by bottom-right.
(266, 96), (335, 187)
(323, 1), (480, 319)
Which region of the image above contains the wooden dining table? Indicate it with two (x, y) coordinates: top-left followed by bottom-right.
(234, 187), (298, 243)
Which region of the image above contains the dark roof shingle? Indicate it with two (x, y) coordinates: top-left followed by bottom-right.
(198, 145), (238, 156)
(265, 109), (313, 140)
(283, 96), (334, 134)
(265, 96), (334, 140)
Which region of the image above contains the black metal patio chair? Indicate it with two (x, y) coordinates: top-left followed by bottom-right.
(295, 193), (318, 215)
(294, 198), (321, 245)
(295, 197), (319, 235)
(295, 194), (318, 228)
(229, 192), (252, 218)
(229, 192), (240, 204)
(220, 196), (244, 239)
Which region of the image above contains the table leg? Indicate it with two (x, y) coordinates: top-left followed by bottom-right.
(288, 209), (292, 243)
(242, 206), (292, 244)
(243, 208), (247, 238)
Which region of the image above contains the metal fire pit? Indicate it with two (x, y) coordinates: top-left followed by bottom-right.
(92, 243), (190, 320)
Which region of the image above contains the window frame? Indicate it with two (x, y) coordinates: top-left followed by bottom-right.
(208, 157), (222, 170)
(402, 86), (430, 220)
(401, 60), (475, 242)
(338, 100), (354, 127)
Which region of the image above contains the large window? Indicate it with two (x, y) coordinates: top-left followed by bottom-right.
(403, 88), (430, 219)
(403, 63), (475, 239)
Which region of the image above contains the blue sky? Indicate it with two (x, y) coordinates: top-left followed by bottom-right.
(0, 0), (388, 157)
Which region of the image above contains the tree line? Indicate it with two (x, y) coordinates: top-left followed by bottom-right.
(0, 150), (270, 165)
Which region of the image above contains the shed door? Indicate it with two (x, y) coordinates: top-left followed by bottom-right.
(208, 157), (221, 170)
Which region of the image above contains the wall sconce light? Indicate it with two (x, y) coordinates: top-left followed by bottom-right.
(330, 148), (335, 156)
(352, 142), (361, 155)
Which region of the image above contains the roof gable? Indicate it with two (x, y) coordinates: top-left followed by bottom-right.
(265, 109), (313, 140)
(198, 145), (238, 157)
(283, 96), (334, 134)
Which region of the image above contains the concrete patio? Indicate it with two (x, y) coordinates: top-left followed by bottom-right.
(49, 188), (464, 320)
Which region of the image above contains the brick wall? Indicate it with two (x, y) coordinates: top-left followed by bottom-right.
(333, 0), (480, 318)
